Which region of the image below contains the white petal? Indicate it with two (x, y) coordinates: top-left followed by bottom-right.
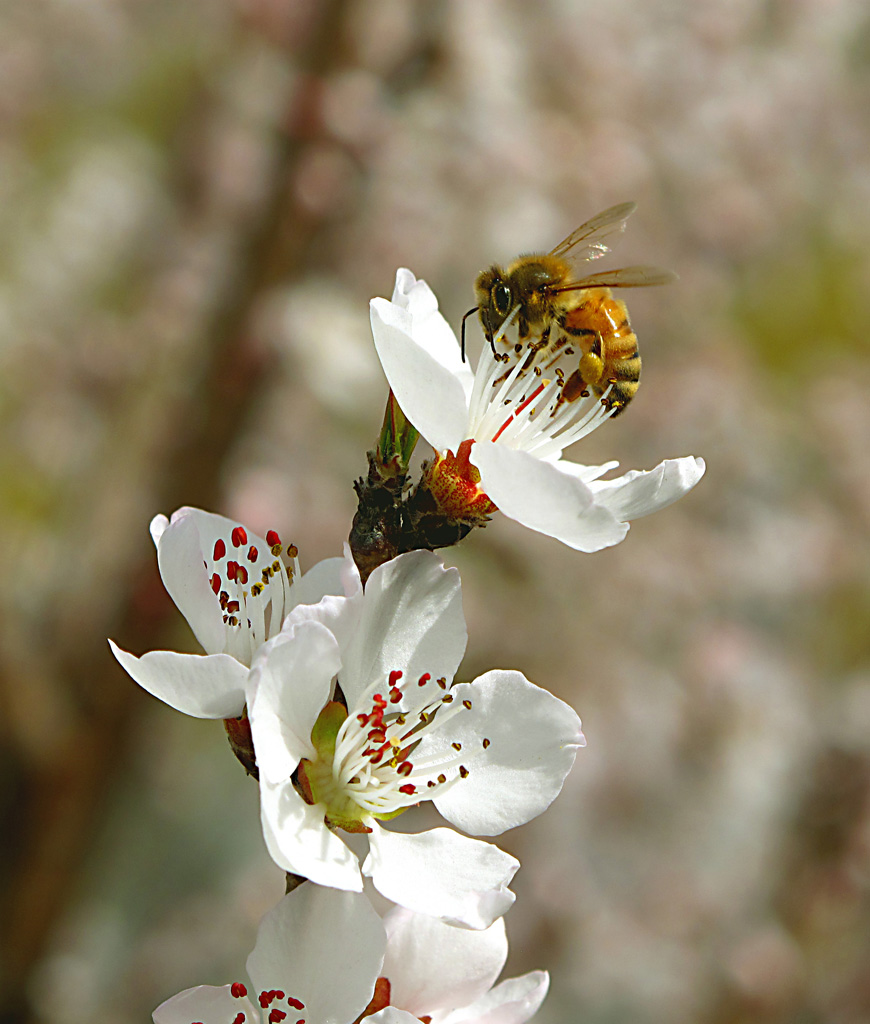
(246, 886), (386, 1024)
(149, 513), (169, 546)
(431, 671), (585, 836)
(371, 297), (470, 454)
(382, 907), (507, 1017)
(289, 555), (350, 610)
(154, 509), (227, 654)
(340, 551), (467, 711)
(552, 458), (620, 483)
(388, 269), (475, 395)
(248, 620), (341, 784)
(109, 641), (247, 719)
(471, 443), (629, 552)
(367, 1010), (421, 1024)
(440, 971), (550, 1024)
(587, 455), (706, 521)
(282, 588), (365, 673)
(259, 777), (363, 890)
(153, 985), (256, 1024)
(364, 825), (518, 930)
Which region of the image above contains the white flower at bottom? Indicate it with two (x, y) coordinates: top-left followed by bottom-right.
(375, 905), (548, 1024)
(152, 885), (386, 1024)
(370, 269), (705, 552)
(152, 886), (548, 1024)
(109, 507), (350, 719)
(250, 550), (585, 929)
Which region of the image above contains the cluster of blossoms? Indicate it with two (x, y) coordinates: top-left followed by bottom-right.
(112, 269), (703, 1022)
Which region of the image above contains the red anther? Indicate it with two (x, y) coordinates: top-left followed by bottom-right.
(373, 693), (387, 707)
(418, 673), (431, 686)
(214, 539), (227, 560)
(248, 545), (258, 561)
(389, 670), (403, 686)
(211, 573), (221, 594)
(399, 784), (416, 795)
(227, 600), (240, 613)
(437, 678), (447, 689)
(232, 526), (248, 547)
(274, 991), (285, 1000)
(266, 529), (281, 547)
(231, 982), (248, 998)
(357, 713), (370, 726)
(269, 1010), (287, 1023)
(233, 1014), (246, 1024)
(397, 761), (413, 776)
(259, 991), (271, 1008)
(368, 730), (386, 744)
(287, 998), (305, 1010)
(220, 591), (229, 607)
(389, 688), (402, 704)
(237, 565), (249, 585)
(227, 560), (239, 581)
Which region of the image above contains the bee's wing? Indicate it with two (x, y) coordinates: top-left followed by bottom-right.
(549, 202), (638, 262)
(554, 265), (678, 291)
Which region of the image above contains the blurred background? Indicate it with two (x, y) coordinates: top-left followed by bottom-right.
(2, 0), (870, 1021)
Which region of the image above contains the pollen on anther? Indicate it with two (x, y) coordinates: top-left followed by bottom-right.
(482, 738), (491, 748)
(437, 773), (446, 784)
(442, 694), (454, 703)
(213, 539), (226, 560)
(287, 544), (299, 558)
(437, 677), (447, 689)
(459, 765), (469, 778)
(462, 699), (472, 709)
(452, 742), (462, 751)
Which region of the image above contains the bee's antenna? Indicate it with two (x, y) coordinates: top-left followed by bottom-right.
(460, 307), (479, 363)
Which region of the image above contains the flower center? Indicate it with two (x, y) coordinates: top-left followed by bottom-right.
(425, 440), (498, 522)
(299, 670), (478, 830)
(208, 980), (306, 1024)
(206, 526), (300, 664)
(464, 340), (616, 460)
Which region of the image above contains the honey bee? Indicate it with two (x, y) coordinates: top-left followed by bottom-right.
(463, 202), (676, 416)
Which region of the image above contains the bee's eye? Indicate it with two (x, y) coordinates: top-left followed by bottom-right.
(492, 282), (512, 317)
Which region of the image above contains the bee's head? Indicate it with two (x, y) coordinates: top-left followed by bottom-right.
(474, 266), (514, 339)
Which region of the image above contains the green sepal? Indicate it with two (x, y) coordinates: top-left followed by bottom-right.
(310, 701), (347, 760)
(377, 391), (420, 472)
(325, 812), (373, 834)
(370, 804), (411, 823)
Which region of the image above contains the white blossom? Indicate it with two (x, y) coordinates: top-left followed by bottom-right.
(371, 269), (705, 551)
(152, 885), (386, 1024)
(249, 550), (585, 929)
(110, 507), (349, 719)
